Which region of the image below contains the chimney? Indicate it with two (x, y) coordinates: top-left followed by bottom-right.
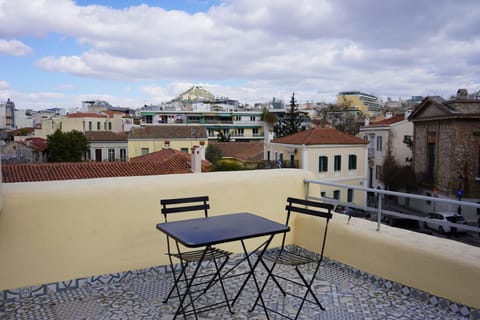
(191, 146), (202, 173)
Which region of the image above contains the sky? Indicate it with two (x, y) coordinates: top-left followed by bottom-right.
(0, 0), (480, 110)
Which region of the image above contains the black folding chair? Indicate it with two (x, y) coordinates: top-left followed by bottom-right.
(250, 197), (333, 320)
(160, 196), (232, 318)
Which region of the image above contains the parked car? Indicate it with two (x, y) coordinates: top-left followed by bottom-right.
(424, 212), (466, 234)
(334, 204), (371, 219)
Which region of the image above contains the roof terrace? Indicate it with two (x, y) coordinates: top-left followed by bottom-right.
(0, 170), (479, 319)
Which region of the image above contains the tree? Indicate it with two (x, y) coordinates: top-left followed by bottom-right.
(206, 144), (222, 166)
(47, 129), (90, 162)
(275, 92), (303, 137)
(380, 149), (417, 192)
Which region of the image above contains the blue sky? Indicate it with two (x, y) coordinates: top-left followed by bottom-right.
(1, 0), (480, 110)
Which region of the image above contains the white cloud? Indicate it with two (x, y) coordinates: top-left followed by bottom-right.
(1, 0), (480, 107)
(0, 39), (32, 56)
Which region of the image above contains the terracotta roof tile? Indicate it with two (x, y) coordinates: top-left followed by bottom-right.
(368, 115), (405, 126)
(1, 161), (192, 183)
(67, 112), (108, 118)
(209, 142), (264, 161)
(85, 131), (128, 141)
(272, 128), (368, 145)
(130, 148), (212, 172)
(16, 137), (48, 152)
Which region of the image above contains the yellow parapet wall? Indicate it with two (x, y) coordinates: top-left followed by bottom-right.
(0, 169), (308, 291)
(293, 213), (480, 309)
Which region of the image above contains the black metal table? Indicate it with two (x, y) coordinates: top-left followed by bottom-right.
(156, 212), (290, 319)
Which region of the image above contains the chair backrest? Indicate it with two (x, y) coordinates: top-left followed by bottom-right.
(160, 196), (210, 223)
(281, 197), (334, 250)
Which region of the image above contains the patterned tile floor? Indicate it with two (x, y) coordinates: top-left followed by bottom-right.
(1, 248), (479, 320)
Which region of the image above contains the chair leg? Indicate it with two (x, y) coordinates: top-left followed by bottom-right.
(164, 260), (189, 303)
(293, 266), (325, 320)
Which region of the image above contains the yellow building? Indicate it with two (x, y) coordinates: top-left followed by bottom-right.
(337, 91), (381, 116)
(128, 125), (208, 159)
(264, 127), (368, 204)
(34, 112), (125, 138)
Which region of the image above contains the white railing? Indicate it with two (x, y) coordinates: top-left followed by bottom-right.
(304, 179), (480, 233)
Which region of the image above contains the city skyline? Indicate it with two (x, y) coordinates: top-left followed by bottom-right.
(1, 0), (479, 109)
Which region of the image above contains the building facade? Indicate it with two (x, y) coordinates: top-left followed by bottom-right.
(358, 112), (413, 190)
(408, 95), (480, 221)
(127, 125), (208, 159)
(337, 91), (382, 116)
(264, 127), (368, 205)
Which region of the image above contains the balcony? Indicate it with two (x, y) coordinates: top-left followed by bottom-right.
(0, 170), (479, 319)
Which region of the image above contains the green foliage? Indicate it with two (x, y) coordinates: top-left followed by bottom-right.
(261, 107), (277, 125)
(205, 144), (222, 165)
(213, 161), (243, 171)
(274, 92), (303, 137)
(47, 129), (90, 162)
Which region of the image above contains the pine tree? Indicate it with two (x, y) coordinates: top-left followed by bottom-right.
(275, 93), (303, 137)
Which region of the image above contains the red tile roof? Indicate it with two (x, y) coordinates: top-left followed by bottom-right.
(130, 148), (212, 172)
(85, 131), (128, 141)
(208, 142), (264, 161)
(16, 137), (48, 152)
(66, 112), (108, 118)
(368, 115), (405, 126)
(1, 161), (192, 183)
(272, 128), (368, 145)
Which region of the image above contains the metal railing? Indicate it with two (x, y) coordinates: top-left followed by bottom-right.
(304, 179), (480, 233)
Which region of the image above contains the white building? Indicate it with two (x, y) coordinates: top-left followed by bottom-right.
(358, 112), (413, 190)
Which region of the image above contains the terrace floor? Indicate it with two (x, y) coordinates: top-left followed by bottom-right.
(1, 248), (479, 320)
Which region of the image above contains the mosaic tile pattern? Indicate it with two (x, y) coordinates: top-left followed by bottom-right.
(1, 247), (479, 320)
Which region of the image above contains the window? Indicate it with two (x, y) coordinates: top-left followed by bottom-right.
(89, 121), (92, 131)
(250, 116), (256, 121)
(141, 148), (149, 155)
(85, 149), (91, 161)
(333, 190), (340, 200)
(181, 148), (188, 153)
(320, 192), (326, 198)
(234, 116), (241, 121)
(104, 122), (107, 130)
(120, 149), (127, 161)
(83, 121), (85, 131)
(237, 128), (244, 136)
(97, 122), (101, 130)
(253, 128), (259, 136)
(375, 165), (382, 180)
(347, 189), (354, 202)
(108, 122), (112, 130)
(145, 115), (153, 124)
(348, 155), (357, 170)
(208, 129), (215, 137)
(376, 136), (383, 151)
(334, 155), (341, 171)
(319, 156), (328, 172)
(267, 150), (271, 161)
(108, 149), (115, 161)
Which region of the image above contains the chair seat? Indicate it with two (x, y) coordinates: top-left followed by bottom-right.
(263, 248), (316, 266)
(171, 247), (232, 263)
